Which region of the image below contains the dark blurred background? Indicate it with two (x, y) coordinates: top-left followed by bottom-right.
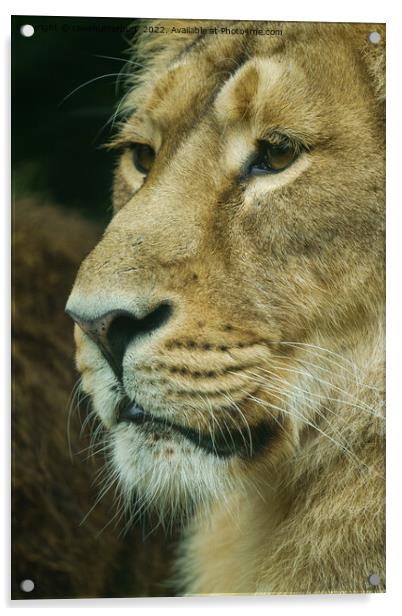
(12, 15), (138, 224)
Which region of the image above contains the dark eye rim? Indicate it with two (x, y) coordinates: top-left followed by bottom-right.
(130, 142), (156, 175)
(246, 139), (301, 178)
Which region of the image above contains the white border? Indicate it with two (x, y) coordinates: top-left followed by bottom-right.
(2, 1), (402, 615)
(0, 0), (394, 22)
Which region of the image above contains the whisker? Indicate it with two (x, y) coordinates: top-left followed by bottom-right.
(93, 54), (146, 68)
(59, 72), (133, 106)
(243, 383), (371, 472)
(279, 341), (382, 391)
(269, 350), (381, 396)
(221, 391), (253, 457)
(254, 363), (379, 417)
(248, 367), (382, 421)
(80, 465), (119, 527)
(66, 376), (83, 460)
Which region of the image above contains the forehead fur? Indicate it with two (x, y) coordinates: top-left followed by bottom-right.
(123, 20), (385, 111)
(108, 25), (384, 174)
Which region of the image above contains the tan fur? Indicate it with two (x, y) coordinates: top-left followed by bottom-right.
(68, 21), (385, 594)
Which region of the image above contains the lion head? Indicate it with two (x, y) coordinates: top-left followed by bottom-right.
(66, 21), (385, 524)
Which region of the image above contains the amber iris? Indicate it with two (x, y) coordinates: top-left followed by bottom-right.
(248, 140), (298, 176)
(131, 143), (155, 175)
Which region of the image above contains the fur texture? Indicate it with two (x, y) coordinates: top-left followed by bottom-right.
(67, 21), (385, 594)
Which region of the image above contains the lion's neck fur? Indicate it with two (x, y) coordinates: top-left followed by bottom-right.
(173, 315), (385, 594)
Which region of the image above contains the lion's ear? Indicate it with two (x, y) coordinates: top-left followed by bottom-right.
(357, 24), (386, 104)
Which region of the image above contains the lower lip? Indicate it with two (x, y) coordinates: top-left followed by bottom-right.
(117, 400), (148, 424)
(116, 399), (278, 459)
(117, 399), (185, 439)
(117, 398), (235, 456)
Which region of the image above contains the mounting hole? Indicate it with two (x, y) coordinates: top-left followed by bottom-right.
(368, 31), (381, 44)
(368, 573), (381, 586)
(20, 24), (35, 38)
(20, 578), (35, 592)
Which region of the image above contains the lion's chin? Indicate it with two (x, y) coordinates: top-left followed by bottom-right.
(110, 422), (235, 522)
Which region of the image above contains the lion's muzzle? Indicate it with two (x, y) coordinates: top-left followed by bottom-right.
(66, 302), (173, 379)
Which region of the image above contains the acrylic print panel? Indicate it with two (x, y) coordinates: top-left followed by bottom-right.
(11, 15), (385, 599)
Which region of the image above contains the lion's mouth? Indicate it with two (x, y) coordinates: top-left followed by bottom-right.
(116, 398), (279, 459)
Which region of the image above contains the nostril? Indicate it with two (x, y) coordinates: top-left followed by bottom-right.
(107, 303), (172, 369)
(108, 303), (172, 353)
(66, 302), (172, 379)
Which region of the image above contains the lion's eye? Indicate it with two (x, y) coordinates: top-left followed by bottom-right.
(131, 143), (155, 175)
(248, 140), (298, 176)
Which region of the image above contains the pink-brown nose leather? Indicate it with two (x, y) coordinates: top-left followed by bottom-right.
(66, 303), (172, 379)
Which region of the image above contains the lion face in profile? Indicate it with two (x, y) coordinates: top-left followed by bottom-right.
(66, 21), (385, 526)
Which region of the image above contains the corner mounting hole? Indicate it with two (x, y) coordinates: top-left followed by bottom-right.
(20, 24), (35, 38)
(368, 573), (381, 586)
(368, 31), (381, 44)
(20, 578), (35, 592)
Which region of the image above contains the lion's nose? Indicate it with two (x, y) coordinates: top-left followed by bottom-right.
(66, 303), (172, 379)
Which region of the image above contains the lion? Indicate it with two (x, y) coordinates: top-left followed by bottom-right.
(66, 20), (385, 595)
